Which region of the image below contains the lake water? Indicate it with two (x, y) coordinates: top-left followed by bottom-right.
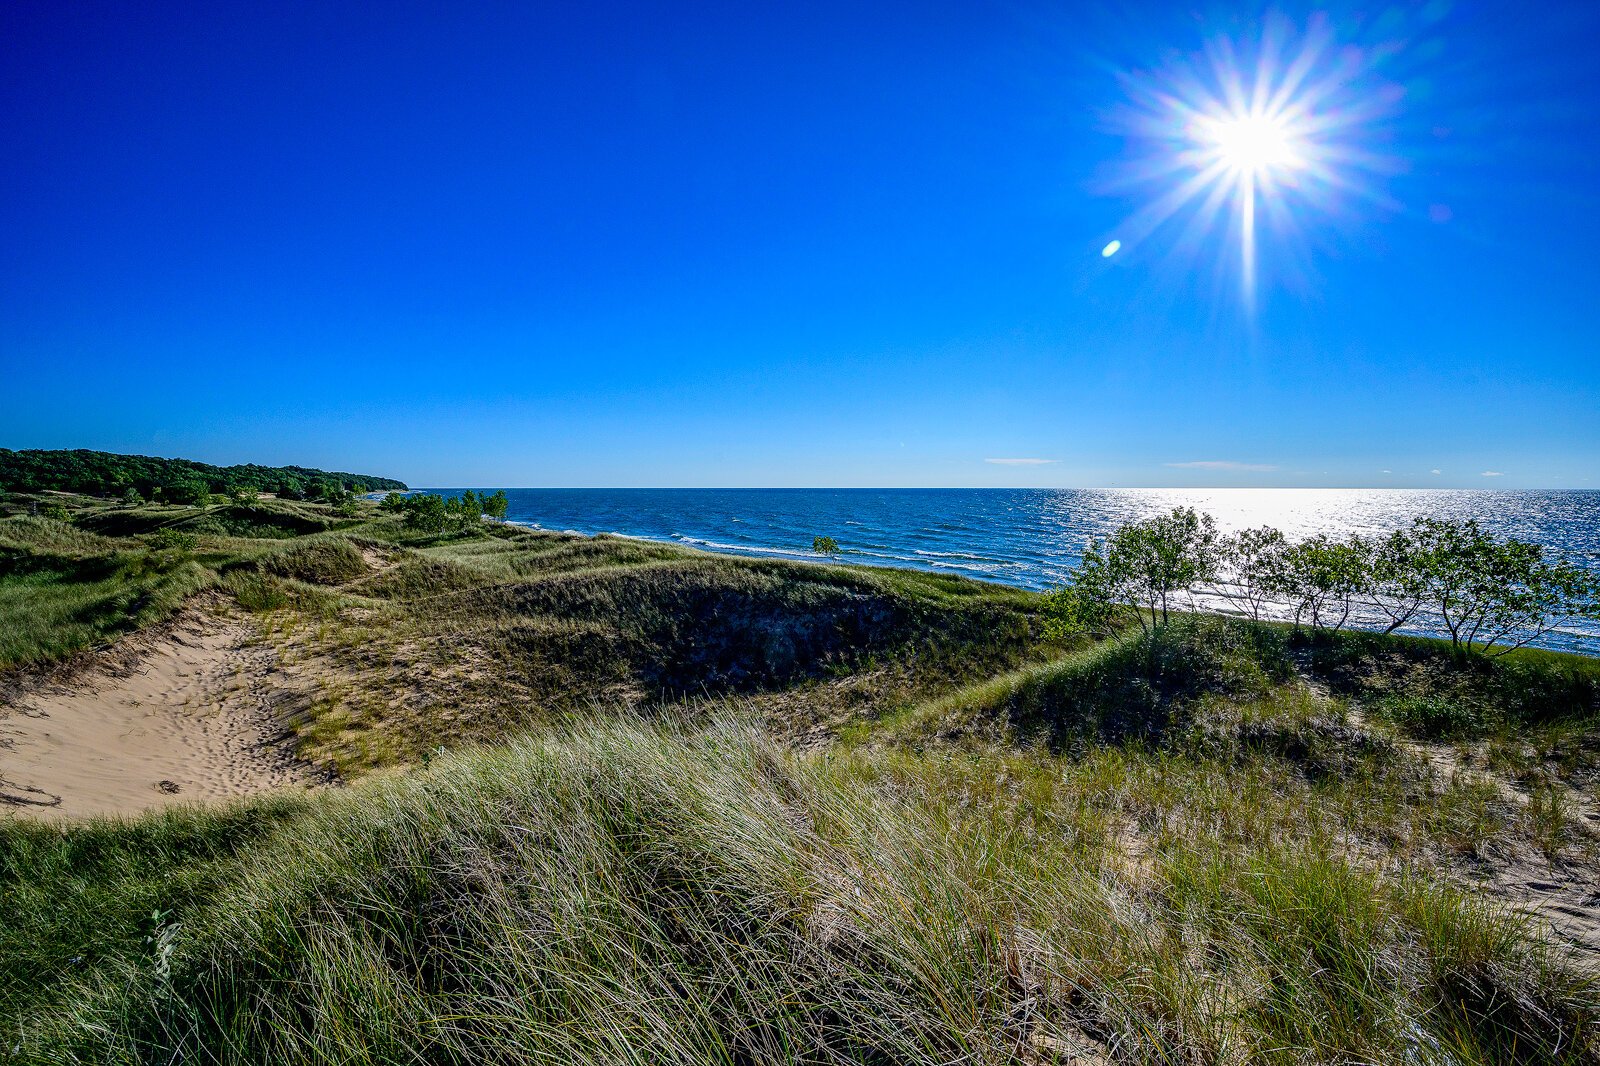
(422, 488), (1600, 655)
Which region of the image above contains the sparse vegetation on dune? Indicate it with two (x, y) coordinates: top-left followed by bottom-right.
(3, 488), (1599, 1063)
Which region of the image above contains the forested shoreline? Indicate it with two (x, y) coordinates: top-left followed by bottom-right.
(0, 448), (406, 503)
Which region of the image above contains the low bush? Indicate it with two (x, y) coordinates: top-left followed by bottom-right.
(260, 537), (369, 586)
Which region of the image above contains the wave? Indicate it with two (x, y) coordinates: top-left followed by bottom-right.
(675, 536), (817, 559)
(912, 549), (999, 562)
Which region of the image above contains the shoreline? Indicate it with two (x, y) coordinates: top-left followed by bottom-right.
(498, 519), (1600, 660)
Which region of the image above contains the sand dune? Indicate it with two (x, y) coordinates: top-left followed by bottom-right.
(1, 609), (321, 819)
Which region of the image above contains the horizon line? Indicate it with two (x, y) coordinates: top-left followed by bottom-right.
(402, 484), (1596, 492)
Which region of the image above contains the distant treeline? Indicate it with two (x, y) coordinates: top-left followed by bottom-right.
(0, 448), (407, 504)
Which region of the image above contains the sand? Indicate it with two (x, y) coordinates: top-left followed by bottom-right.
(0, 608), (321, 819)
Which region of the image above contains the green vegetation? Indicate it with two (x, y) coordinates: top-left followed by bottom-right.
(812, 534), (840, 557)
(8, 717), (1598, 1065)
(0, 447), (406, 502)
(380, 488), (509, 532)
(1051, 507), (1600, 654)
(0, 515), (212, 669)
(2, 493), (1599, 1064)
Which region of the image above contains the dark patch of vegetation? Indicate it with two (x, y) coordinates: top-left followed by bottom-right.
(1303, 628), (1600, 738)
(0, 447), (405, 502)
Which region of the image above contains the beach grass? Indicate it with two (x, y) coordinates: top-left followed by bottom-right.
(4, 717), (1596, 1064)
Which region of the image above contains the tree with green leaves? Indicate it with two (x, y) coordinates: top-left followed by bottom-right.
(1411, 518), (1600, 655)
(402, 493), (449, 533)
(1217, 526), (1289, 621)
(1064, 507), (1222, 633)
(1269, 534), (1372, 633)
(164, 478), (209, 505)
(1368, 527), (1431, 635)
(483, 490), (509, 521)
(1041, 557), (1125, 640)
(811, 536), (839, 558)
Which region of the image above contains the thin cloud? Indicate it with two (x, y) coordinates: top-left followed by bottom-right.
(1164, 460), (1279, 472)
(1481, 470), (1505, 477)
(1430, 469), (1442, 475)
(985, 458), (1059, 466)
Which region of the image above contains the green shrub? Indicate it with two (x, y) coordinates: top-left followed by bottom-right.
(1372, 693), (1488, 739)
(149, 528), (199, 552)
(260, 538), (369, 586)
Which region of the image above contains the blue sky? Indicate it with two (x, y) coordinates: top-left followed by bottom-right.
(3, 1), (1597, 488)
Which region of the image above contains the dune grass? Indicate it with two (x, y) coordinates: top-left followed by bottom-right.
(3, 717), (1595, 1065)
(0, 516), (213, 670)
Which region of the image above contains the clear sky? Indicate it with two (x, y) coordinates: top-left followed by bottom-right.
(3, 1), (1597, 488)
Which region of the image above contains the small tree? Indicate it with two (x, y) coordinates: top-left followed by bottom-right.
(164, 478), (209, 505)
(403, 493), (449, 533)
(38, 500), (71, 522)
(1412, 518), (1600, 655)
(1270, 534), (1372, 633)
(1218, 526), (1288, 621)
(120, 486), (144, 507)
(1368, 527), (1430, 635)
(1042, 552), (1125, 640)
(445, 491), (483, 528)
(483, 490), (509, 522)
(378, 491), (408, 514)
(811, 536), (840, 558)
(1069, 507), (1222, 632)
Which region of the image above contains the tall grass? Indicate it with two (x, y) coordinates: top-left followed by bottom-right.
(0, 517), (213, 669)
(7, 718), (1594, 1064)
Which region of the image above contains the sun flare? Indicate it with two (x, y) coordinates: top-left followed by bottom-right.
(1108, 16), (1397, 308)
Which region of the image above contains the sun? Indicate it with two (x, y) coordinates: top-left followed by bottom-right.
(1200, 112), (1303, 175)
(1105, 15), (1398, 308)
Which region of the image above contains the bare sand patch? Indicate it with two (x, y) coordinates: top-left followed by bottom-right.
(1, 606), (323, 819)
(1289, 650), (1600, 959)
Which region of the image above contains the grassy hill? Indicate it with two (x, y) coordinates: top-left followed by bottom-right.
(2, 492), (1598, 1064)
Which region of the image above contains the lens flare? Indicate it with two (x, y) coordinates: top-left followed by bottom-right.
(1105, 14), (1401, 309)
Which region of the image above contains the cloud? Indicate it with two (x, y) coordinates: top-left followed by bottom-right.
(985, 458), (1059, 466)
(1430, 469), (1441, 475)
(1481, 470), (1505, 477)
(1164, 460), (1279, 472)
